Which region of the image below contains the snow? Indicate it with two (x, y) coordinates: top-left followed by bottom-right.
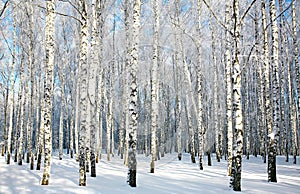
(268, 132), (275, 140)
(0, 153), (299, 194)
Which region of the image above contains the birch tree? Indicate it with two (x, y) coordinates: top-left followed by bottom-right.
(6, 14), (17, 165)
(150, 0), (159, 174)
(196, 0), (205, 171)
(89, 0), (101, 177)
(78, 0), (88, 186)
(127, 0), (141, 187)
(261, 0), (271, 165)
(230, 0), (243, 191)
(225, 0), (233, 176)
(24, 0), (35, 170)
(41, 0), (55, 185)
(291, 0), (299, 165)
(268, 0), (280, 183)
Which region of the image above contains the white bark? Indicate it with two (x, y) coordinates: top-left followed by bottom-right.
(268, 0), (280, 183)
(127, 0), (141, 187)
(291, 0), (299, 164)
(6, 15), (17, 164)
(17, 83), (26, 166)
(41, 0), (55, 185)
(225, 0), (233, 175)
(124, 0), (131, 166)
(150, 0), (159, 173)
(230, 0), (243, 191)
(74, 70), (80, 162)
(78, 0), (88, 186)
(90, 0), (100, 176)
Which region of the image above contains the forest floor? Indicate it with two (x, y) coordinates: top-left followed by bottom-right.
(0, 152), (299, 194)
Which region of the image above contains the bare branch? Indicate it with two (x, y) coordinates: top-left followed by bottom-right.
(0, 0), (9, 18)
(37, 4), (82, 25)
(202, 0), (231, 35)
(240, 0), (258, 24)
(264, 1), (292, 32)
(58, 0), (82, 16)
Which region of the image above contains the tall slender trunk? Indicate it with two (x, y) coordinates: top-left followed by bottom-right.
(74, 70), (80, 162)
(89, 0), (101, 176)
(150, 0), (159, 174)
(196, 0), (205, 170)
(25, 0), (35, 170)
(6, 16), (17, 165)
(70, 83), (75, 159)
(41, 0), (55, 185)
(127, 0), (141, 187)
(36, 77), (44, 170)
(2, 83), (8, 157)
(230, 0), (243, 191)
(225, 0), (233, 176)
(18, 82), (27, 166)
(78, 0), (88, 186)
(268, 0), (280, 183)
(123, 0), (131, 166)
(261, 0), (271, 164)
(59, 82), (65, 160)
(106, 68), (111, 161)
(291, 0), (299, 165)
(210, 18), (220, 162)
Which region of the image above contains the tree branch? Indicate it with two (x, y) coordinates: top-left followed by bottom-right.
(37, 5), (82, 25)
(0, 0), (9, 18)
(240, 0), (258, 24)
(58, 0), (82, 16)
(202, 0), (231, 35)
(264, 1), (292, 32)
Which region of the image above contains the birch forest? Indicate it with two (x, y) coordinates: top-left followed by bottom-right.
(0, 0), (299, 192)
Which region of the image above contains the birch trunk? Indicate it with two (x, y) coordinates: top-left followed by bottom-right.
(173, 0), (182, 161)
(36, 78), (44, 170)
(124, 0), (131, 166)
(291, 0), (299, 165)
(261, 0), (271, 164)
(230, 0), (243, 191)
(195, 0), (205, 170)
(225, 0), (233, 176)
(89, 0), (100, 176)
(25, 0), (35, 170)
(41, 0), (55, 185)
(59, 79), (65, 160)
(211, 19), (220, 162)
(74, 70), (80, 162)
(106, 68), (111, 161)
(127, 0), (141, 187)
(35, 76), (41, 160)
(6, 16), (17, 165)
(268, 0), (280, 183)
(18, 82), (26, 166)
(78, 0), (88, 186)
(150, 0), (159, 174)
(97, 70), (105, 161)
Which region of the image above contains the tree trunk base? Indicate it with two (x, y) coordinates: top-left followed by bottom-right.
(128, 170), (136, 187)
(7, 153), (11, 164)
(36, 153), (42, 170)
(178, 153), (182, 161)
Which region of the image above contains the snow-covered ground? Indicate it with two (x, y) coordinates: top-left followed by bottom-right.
(0, 152), (299, 194)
